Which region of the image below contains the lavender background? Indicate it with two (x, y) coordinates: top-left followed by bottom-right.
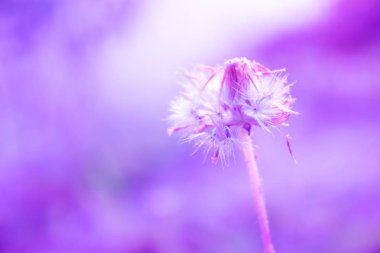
(1, 0), (380, 252)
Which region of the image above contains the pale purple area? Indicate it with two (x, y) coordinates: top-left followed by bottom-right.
(0, 0), (380, 252)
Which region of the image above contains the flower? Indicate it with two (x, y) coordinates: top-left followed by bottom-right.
(168, 57), (297, 165)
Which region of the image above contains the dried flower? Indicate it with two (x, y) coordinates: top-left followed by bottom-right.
(168, 57), (297, 164)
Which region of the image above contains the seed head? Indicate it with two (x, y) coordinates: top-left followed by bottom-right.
(168, 57), (297, 165)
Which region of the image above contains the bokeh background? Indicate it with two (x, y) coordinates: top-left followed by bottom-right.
(1, 0), (380, 252)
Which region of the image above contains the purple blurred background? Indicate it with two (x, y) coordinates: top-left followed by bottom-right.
(1, 0), (380, 252)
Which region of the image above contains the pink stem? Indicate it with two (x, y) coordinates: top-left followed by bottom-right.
(240, 129), (275, 253)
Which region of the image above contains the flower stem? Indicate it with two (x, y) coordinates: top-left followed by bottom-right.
(240, 129), (275, 253)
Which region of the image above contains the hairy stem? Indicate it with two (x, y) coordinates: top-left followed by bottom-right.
(240, 129), (275, 253)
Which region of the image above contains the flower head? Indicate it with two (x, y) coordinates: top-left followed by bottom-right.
(168, 57), (297, 165)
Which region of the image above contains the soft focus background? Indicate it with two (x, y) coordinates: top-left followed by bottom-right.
(1, 0), (380, 252)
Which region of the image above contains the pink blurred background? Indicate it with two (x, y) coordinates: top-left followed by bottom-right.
(0, 0), (380, 252)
